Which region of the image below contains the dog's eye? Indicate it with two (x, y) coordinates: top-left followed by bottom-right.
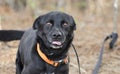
(63, 22), (69, 27)
(46, 22), (52, 26)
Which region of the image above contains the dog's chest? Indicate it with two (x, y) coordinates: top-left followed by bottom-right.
(29, 64), (56, 74)
(26, 61), (68, 74)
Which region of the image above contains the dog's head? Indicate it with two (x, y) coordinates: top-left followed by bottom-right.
(33, 11), (76, 50)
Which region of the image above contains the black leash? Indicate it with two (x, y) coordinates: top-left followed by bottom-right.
(71, 32), (118, 74)
(92, 0), (119, 74)
(71, 44), (81, 74)
(92, 32), (118, 74)
(92, 35), (109, 74)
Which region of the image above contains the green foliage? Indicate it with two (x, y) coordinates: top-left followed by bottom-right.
(76, 0), (87, 11)
(27, 0), (37, 9)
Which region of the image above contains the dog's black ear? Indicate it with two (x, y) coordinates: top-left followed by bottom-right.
(33, 15), (44, 29)
(70, 16), (76, 30)
(73, 19), (76, 30)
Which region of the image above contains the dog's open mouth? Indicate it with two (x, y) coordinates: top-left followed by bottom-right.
(50, 41), (63, 49)
(52, 41), (62, 46)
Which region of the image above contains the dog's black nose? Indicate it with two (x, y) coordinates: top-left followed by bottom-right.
(52, 31), (62, 39)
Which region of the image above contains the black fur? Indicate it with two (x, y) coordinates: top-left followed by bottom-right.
(0, 30), (24, 41)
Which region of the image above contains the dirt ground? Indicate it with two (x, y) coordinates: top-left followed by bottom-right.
(0, 6), (120, 74)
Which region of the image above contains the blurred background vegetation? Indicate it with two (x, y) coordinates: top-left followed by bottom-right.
(0, 0), (120, 19)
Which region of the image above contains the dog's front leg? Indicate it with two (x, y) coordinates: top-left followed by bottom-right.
(16, 52), (23, 74)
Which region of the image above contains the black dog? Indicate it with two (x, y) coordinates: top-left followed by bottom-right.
(0, 11), (76, 74)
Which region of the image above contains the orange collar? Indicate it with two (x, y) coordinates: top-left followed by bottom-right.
(36, 43), (68, 67)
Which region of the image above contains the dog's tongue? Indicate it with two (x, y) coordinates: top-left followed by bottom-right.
(52, 41), (62, 45)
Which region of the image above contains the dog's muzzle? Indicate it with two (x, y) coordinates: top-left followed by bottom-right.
(50, 31), (65, 49)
